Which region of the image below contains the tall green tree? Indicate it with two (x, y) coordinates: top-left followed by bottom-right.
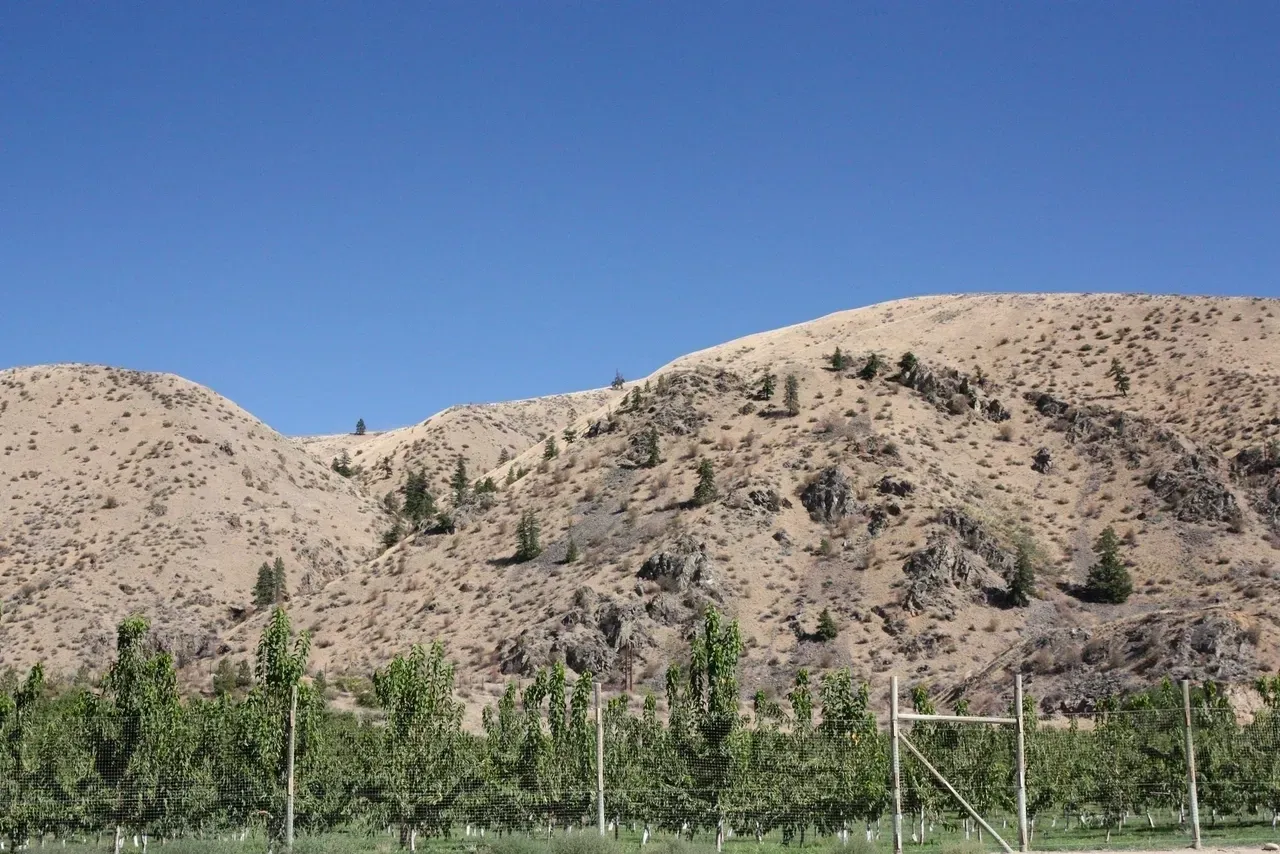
(354, 419), (366, 436)
(642, 425), (661, 468)
(1106, 357), (1132, 397)
(1007, 537), (1036, 606)
(830, 347), (847, 371)
(253, 557), (287, 607)
(402, 468), (435, 529)
(542, 436), (558, 461)
(693, 457), (718, 506)
(784, 374), (801, 416)
(1085, 526), (1133, 603)
(515, 510), (542, 562)
(859, 353), (883, 381)
(450, 458), (470, 506)
(758, 373), (777, 401)
(373, 643), (465, 847)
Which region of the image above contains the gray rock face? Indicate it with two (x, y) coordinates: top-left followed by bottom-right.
(898, 361), (1010, 422)
(878, 475), (915, 497)
(1032, 447), (1053, 474)
(727, 480), (790, 514)
(937, 507), (1014, 575)
(800, 467), (858, 522)
(1148, 454), (1242, 524)
(500, 587), (651, 677)
(637, 534), (716, 593)
(901, 535), (995, 618)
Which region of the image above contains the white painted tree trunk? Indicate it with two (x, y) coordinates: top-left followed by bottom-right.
(113, 827), (123, 854)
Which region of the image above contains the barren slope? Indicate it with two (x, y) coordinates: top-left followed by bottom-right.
(0, 365), (384, 672)
(237, 293), (1280, 714)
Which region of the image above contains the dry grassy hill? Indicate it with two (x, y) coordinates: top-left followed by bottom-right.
(4, 294), (1280, 717)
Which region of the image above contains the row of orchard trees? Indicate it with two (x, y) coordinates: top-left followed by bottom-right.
(3, 607), (1280, 850)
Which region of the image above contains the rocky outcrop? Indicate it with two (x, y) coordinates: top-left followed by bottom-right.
(901, 535), (996, 618)
(1025, 390), (1180, 464)
(1032, 447), (1053, 474)
(500, 587), (652, 677)
(878, 475), (915, 497)
(937, 507), (1014, 575)
(898, 361), (1010, 422)
(727, 479), (790, 514)
(800, 467), (858, 522)
(1231, 444), (1280, 533)
(637, 534), (716, 593)
(1148, 454), (1242, 525)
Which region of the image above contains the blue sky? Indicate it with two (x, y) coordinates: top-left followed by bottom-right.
(3, 3), (1278, 435)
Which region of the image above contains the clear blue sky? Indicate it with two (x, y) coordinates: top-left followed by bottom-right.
(3, 3), (1278, 435)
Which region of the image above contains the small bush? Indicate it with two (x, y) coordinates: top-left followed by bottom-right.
(480, 837), (550, 854)
(551, 835), (618, 854)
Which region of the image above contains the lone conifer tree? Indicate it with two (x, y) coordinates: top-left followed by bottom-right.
(562, 427), (577, 445)
(331, 450), (354, 477)
(1085, 526), (1133, 603)
(515, 509), (542, 562)
(253, 557), (287, 606)
(402, 468), (435, 528)
(693, 458), (718, 506)
(759, 373), (777, 401)
(859, 353), (884, 381)
(450, 457), (469, 505)
(612, 370), (625, 391)
(1008, 538), (1036, 607)
(642, 425), (661, 468)
(497, 447), (511, 465)
(505, 466), (517, 486)
(542, 436), (558, 460)
(1106, 357), (1131, 397)
(784, 374), (801, 416)
(830, 347), (847, 371)
(355, 418), (366, 436)
(564, 531), (581, 565)
(815, 608), (838, 642)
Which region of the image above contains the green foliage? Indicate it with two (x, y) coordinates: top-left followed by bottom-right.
(692, 457), (717, 506)
(783, 373), (800, 415)
(858, 353), (883, 381)
(253, 556), (287, 607)
(1107, 357), (1132, 396)
(641, 425), (661, 468)
(542, 436), (559, 460)
(611, 370), (625, 391)
(829, 347), (847, 371)
(402, 467), (436, 529)
(505, 466), (517, 486)
(758, 372), (777, 401)
(451, 457), (470, 506)
(354, 418), (366, 436)
(1007, 537), (1036, 607)
(562, 427), (577, 445)
(1085, 525), (1133, 603)
(515, 509), (542, 562)
(381, 521), (405, 551)
(814, 608), (838, 642)
(330, 450), (353, 477)
(497, 447), (511, 465)
(563, 532), (581, 565)
(898, 351), (919, 378)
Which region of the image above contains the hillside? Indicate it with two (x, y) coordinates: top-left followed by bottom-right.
(4, 294), (1280, 716)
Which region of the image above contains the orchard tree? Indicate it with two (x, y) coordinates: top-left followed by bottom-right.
(373, 643), (465, 847)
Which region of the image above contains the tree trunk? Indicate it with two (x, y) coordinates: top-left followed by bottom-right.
(114, 827), (123, 854)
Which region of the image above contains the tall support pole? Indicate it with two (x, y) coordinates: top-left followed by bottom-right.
(595, 682), (606, 836)
(1014, 675), (1029, 852)
(890, 675), (904, 854)
(285, 684), (297, 851)
(1182, 680), (1202, 850)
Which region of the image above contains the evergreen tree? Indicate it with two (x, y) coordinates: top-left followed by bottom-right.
(542, 436), (558, 460)
(829, 347), (847, 371)
(562, 427), (577, 445)
(1085, 526), (1133, 603)
(514, 509), (542, 562)
(611, 370), (625, 391)
(474, 476), (497, 495)
(355, 418), (366, 436)
(402, 467), (435, 528)
(253, 557), (286, 606)
(642, 425), (661, 468)
(784, 373), (801, 416)
(758, 372), (777, 401)
(899, 351), (919, 379)
(815, 608), (839, 642)
(331, 450), (353, 477)
(693, 457), (718, 506)
(563, 532), (581, 565)
(1107, 357), (1131, 397)
(859, 353), (884, 381)
(504, 466), (517, 487)
(1008, 537), (1036, 607)
(450, 457), (469, 505)
(497, 447), (511, 465)
(381, 521), (404, 551)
